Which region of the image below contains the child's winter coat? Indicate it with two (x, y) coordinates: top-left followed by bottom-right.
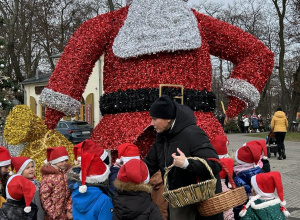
(113, 180), (163, 220)
(0, 199), (38, 220)
(241, 198), (286, 220)
(70, 182), (113, 220)
(40, 164), (72, 220)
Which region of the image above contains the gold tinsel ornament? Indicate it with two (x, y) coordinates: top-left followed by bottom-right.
(4, 105), (74, 181)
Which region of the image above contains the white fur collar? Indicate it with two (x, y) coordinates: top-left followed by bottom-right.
(113, 0), (201, 58)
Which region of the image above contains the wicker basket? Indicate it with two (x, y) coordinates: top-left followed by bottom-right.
(162, 157), (217, 208)
(197, 158), (248, 216)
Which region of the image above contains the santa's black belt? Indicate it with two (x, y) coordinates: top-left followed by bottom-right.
(100, 88), (216, 115)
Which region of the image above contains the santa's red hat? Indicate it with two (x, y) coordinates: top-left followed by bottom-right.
(0, 146), (11, 167)
(219, 158), (234, 180)
(82, 139), (108, 163)
(235, 144), (261, 165)
(245, 140), (268, 160)
(6, 175), (36, 213)
(211, 135), (229, 158)
(244, 172), (290, 217)
(117, 159), (149, 184)
(45, 146), (69, 165)
(73, 142), (83, 165)
(79, 151), (110, 193)
(116, 143), (140, 164)
(10, 156), (34, 175)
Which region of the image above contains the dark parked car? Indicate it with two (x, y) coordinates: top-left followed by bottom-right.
(55, 120), (93, 144)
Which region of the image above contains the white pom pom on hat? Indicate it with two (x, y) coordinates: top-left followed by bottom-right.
(6, 175), (36, 213)
(79, 185), (87, 193)
(24, 206), (31, 213)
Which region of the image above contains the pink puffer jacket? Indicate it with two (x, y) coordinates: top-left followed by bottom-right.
(40, 164), (72, 220)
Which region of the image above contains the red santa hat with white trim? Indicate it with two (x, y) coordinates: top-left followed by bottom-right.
(6, 175), (36, 213)
(74, 139), (109, 165)
(117, 159), (150, 184)
(116, 143), (140, 164)
(73, 142), (83, 165)
(45, 146), (69, 165)
(10, 156), (34, 175)
(246, 140), (268, 160)
(0, 146), (11, 167)
(239, 171), (290, 217)
(211, 135), (229, 158)
(235, 142), (263, 165)
(79, 151), (110, 193)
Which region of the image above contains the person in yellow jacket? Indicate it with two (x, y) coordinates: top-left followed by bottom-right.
(271, 108), (288, 160)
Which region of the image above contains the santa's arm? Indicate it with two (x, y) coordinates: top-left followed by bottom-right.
(194, 10), (274, 118)
(39, 9), (126, 129)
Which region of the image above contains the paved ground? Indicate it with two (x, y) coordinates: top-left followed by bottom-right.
(227, 132), (300, 219)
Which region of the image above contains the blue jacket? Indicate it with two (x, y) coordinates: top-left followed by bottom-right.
(70, 182), (113, 220)
(234, 166), (262, 196)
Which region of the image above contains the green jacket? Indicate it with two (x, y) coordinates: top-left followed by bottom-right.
(241, 198), (287, 220)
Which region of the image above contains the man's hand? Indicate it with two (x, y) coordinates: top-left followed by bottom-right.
(172, 148), (186, 168)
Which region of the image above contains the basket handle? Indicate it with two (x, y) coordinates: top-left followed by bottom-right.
(163, 157), (216, 193)
(207, 157), (237, 189)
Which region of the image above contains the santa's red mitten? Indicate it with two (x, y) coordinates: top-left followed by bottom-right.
(45, 108), (65, 129)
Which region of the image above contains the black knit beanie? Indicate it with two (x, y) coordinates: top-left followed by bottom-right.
(150, 95), (176, 119)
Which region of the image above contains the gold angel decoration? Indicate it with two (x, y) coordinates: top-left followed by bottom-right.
(4, 105), (74, 180)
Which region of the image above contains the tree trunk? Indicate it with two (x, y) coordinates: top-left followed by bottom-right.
(288, 62), (300, 131)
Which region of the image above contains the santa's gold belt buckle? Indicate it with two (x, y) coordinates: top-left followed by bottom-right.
(159, 84), (184, 104)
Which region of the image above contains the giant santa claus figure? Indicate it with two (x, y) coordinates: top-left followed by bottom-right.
(40, 0), (274, 158)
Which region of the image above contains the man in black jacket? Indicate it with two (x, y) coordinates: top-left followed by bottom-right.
(144, 95), (223, 220)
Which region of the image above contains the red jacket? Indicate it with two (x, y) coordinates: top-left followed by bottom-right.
(40, 164), (72, 220)
(40, 2), (273, 157)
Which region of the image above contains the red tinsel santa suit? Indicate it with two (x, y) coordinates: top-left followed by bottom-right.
(40, 0), (274, 158)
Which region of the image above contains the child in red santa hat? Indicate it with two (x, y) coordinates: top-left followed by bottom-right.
(0, 175), (37, 219)
(239, 171), (290, 219)
(233, 140), (272, 219)
(109, 143), (140, 194)
(69, 149), (113, 220)
(113, 159), (163, 220)
(40, 146), (73, 220)
(67, 139), (112, 200)
(211, 135), (235, 220)
(0, 146), (11, 201)
(10, 156), (45, 219)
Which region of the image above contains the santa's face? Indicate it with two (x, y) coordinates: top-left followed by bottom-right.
(151, 117), (172, 133)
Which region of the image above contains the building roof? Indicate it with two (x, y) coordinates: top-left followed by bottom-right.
(21, 73), (51, 85)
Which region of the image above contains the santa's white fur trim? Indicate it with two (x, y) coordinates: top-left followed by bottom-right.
(113, 0), (201, 58)
(80, 164), (110, 184)
(16, 159), (34, 175)
(222, 78), (260, 108)
(74, 160), (78, 165)
(9, 171), (14, 176)
(79, 185), (87, 193)
(283, 209), (291, 217)
(250, 198), (281, 209)
(0, 159), (11, 167)
(239, 194), (261, 217)
(251, 175), (275, 198)
(262, 156), (268, 160)
(281, 200), (286, 206)
(100, 151), (108, 161)
(121, 156), (140, 164)
(39, 88), (81, 116)
(49, 156), (69, 165)
(24, 206), (31, 213)
(235, 149), (254, 165)
(44, 160), (49, 165)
